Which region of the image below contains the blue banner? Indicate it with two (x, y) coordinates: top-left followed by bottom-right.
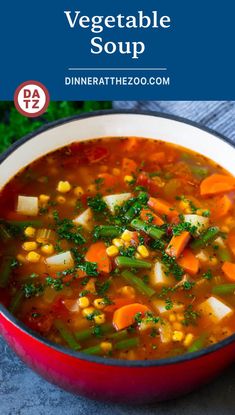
(0, 0), (234, 100)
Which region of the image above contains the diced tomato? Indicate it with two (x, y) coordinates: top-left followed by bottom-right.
(24, 312), (54, 334)
(136, 172), (150, 188)
(51, 298), (70, 319)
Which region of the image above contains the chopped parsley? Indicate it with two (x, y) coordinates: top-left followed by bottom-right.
(202, 270), (213, 280)
(96, 280), (111, 296)
(183, 305), (200, 326)
(165, 298), (173, 310)
(53, 211), (85, 245)
(23, 282), (44, 298)
(183, 281), (195, 290)
(87, 194), (107, 213)
(161, 253), (184, 280)
(172, 221), (197, 236)
(45, 276), (64, 291)
(80, 261), (98, 277)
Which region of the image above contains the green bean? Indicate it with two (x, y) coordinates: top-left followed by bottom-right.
(212, 284), (235, 295)
(82, 344), (103, 355)
(94, 225), (122, 239)
(191, 227), (220, 249)
(116, 256), (151, 269)
(188, 334), (207, 353)
(115, 337), (140, 350)
(82, 336), (139, 355)
(54, 320), (81, 350)
(124, 202), (142, 222)
(4, 219), (42, 229)
(122, 270), (156, 297)
(109, 329), (129, 341)
(9, 290), (24, 314)
(0, 257), (13, 288)
(75, 323), (113, 341)
(131, 219), (164, 240)
(218, 248), (232, 262)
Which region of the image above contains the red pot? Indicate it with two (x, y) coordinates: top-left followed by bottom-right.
(1, 111), (235, 403)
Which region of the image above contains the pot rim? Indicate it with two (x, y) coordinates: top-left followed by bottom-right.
(1, 108), (235, 368)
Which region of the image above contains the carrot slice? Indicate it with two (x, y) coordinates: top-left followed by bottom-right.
(140, 208), (164, 226)
(166, 231), (191, 259)
(200, 174), (235, 196)
(98, 173), (117, 189)
(222, 261), (235, 282)
(85, 242), (111, 274)
(122, 158), (137, 175)
(212, 195), (232, 219)
(113, 303), (149, 331)
(177, 248), (199, 275)
(148, 197), (178, 219)
(228, 230), (235, 257)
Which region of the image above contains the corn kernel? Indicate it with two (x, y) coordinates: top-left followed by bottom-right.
(93, 298), (106, 310)
(22, 241), (38, 251)
(100, 341), (112, 353)
(169, 313), (176, 322)
(41, 244), (54, 255)
(57, 180), (71, 193)
(173, 322), (183, 330)
(172, 330), (184, 342)
(112, 168), (121, 176)
(39, 194), (50, 204)
(78, 297), (90, 309)
(121, 230), (133, 242)
(112, 238), (125, 248)
(26, 251), (41, 263)
(137, 245), (149, 258)
(82, 306), (95, 317)
(16, 254), (26, 263)
(74, 186), (84, 197)
(87, 184), (96, 193)
(183, 333), (194, 347)
(94, 313), (106, 325)
(24, 226), (36, 238)
(179, 200), (190, 212)
(56, 196), (66, 204)
(120, 286), (135, 299)
(135, 252), (142, 259)
(106, 245), (119, 257)
(124, 175), (134, 184)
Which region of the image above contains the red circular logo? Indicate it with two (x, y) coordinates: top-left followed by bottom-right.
(14, 80), (50, 117)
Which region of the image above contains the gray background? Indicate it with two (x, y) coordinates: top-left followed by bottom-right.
(1, 101), (235, 414)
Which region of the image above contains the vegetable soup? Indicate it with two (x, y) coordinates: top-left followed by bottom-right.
(1, 136), (235, 360)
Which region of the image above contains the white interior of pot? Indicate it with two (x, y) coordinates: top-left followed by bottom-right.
(0, 113), (234, 189)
